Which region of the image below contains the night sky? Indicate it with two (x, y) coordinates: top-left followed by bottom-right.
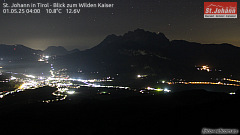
(0, 0), (239, 50)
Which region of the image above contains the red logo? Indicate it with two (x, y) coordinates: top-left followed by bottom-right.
(204, 2), (237, 18)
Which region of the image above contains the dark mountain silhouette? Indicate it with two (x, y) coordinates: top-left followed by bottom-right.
(58, 29), (240, 80)
(0, 44), (80, 61)
(0, 44), (41, 60)
(0, 44), (79, 75)
(60, 29), (172, 75)
(91, 29), (170, 51)
(69, 49), (81, 54)
(1, 29), (240, 80)
(166, 40), (240, 76)
(44, 46), (80, 56)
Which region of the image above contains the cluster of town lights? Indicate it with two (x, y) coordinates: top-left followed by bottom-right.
(146, 87), (171, 92)
(42, 87), (75, 103)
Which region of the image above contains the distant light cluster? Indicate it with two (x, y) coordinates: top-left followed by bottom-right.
(197, 65), (211, 72)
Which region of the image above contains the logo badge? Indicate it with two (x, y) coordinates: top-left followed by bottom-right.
(204, 2), (237, 18)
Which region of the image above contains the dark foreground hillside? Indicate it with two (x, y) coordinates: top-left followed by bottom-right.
(0, 89), (239, 135)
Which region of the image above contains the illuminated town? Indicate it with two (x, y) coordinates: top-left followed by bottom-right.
(1, 64), (239, 101)
(0, 28), (240, 134)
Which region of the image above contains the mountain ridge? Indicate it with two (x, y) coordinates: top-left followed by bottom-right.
(43, 46), (80, 56)
(57, 29), (240, 80)
(1, 29), (240, 80)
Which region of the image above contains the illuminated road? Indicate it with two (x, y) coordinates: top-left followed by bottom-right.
(168, 80), (240, 87)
